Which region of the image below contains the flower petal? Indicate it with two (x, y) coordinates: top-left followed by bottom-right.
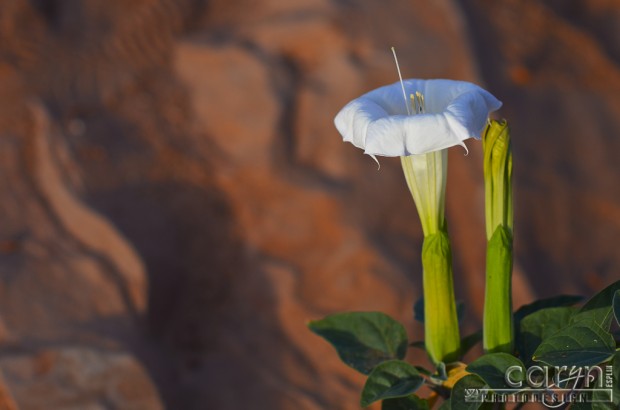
(334, 97), (387, 150)
(365, 113), (460, 156)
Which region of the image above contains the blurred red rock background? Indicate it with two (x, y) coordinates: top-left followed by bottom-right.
(0, 0), (619, 408)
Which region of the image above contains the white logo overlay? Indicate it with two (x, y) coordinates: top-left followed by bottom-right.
(464, 365), (614, 408)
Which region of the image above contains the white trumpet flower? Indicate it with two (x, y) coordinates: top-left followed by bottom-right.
(334, 79), (502, 157)
(334, 51), (503, 363)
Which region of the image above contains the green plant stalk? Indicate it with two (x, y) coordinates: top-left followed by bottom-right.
(482, 120), (514, 354)
(422, 230), (461, 363)
(483, 225), (514, 353)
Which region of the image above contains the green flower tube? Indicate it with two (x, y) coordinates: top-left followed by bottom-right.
(402, 145), (460, 364)
(482, 120), (514, 354)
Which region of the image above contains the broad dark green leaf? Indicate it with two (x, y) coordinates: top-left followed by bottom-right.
(361, 360), (424, 407)
(572, 280), (620, 330)
(517, 306), (577, 363)
(308, 312), (408, 374)
(460, 331), (482, 357)
(466, 353), (525, 389)
(591, 350), (620, 409)
(414, 298), (465, 324)
(382, 395), (430, 410)
(449, 374), (488, 410)
(533, 322), (615, 367)
(513, 294), (583, 324)
(613, 290), (620, 328)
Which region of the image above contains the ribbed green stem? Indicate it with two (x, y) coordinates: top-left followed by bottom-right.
(483, 225), (514, 353)
(422, 230), (461, 364)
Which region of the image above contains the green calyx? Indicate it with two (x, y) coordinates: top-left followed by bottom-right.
(422, 230), (461, 364)
(483, 225), (514, 353)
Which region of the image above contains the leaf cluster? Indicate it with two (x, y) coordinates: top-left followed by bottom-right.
(308, 281), (620, 409)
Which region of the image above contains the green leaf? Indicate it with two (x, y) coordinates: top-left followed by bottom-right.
(466, 353), (525, 389)
(532, 321), (615, 367)
(570, 355), (618, 410)
(517, 306), (577, 363)
(360, 360), (424, 407)
(591, 350), (620, 409)
(449, 374), (488, 410)
(613, 290), (620, 328)
(572, 280), (620, 330)
(460, 331), (482, 356)
(513, 294), (583, 325)
(308, 312), (408, 374)
(382, 395), (430, 410)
